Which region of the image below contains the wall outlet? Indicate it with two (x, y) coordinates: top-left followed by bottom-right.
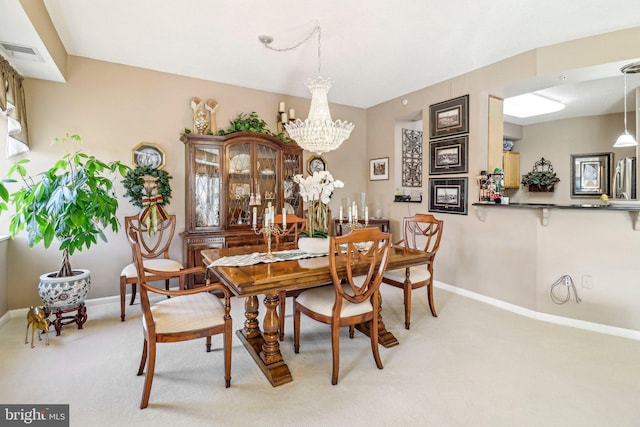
(582, 275), (593, 289)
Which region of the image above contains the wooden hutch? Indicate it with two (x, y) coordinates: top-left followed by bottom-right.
(181, 132), (303, 281)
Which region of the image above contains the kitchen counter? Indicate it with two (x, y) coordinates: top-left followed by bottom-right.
(472, 202), (640, 228)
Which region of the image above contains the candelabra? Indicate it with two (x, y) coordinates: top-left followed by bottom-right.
(252, 223), (282, 258)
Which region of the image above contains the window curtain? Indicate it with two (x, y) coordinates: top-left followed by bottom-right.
(0, 55), (29, 158)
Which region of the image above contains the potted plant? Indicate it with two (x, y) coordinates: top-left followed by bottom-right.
(293, 171), (344, 254)
(521, 157), (560, 192)
(3, 134), (130, 324)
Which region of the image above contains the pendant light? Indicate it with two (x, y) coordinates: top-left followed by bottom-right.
(613, 62), (640, 148)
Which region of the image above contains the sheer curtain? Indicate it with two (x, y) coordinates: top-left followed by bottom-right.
(0, 55), (29, 158)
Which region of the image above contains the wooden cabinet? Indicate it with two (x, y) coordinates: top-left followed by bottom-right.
(334, 218), (390, 236)
(503, 151), (520, 189)
(181, 132), (303, 280)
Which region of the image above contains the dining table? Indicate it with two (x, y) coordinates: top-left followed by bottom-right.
(202, 243), (430, 387)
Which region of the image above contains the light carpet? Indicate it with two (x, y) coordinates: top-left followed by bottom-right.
(1, 287), (639, 427)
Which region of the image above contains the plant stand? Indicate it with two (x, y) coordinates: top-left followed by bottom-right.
(44, 304), (87, 336)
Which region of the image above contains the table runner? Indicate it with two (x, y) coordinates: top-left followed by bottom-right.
(207, 249), (326, 267)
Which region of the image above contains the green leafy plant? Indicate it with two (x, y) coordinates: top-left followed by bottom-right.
(520, 170), (560, 188)
(3, 134), (131, 278)
(122, 166), (172, 209)
(216, 112), (293, 143)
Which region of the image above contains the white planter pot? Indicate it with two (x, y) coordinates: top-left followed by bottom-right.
(298, 237), (330, 255)
(38, 269), (91, 311)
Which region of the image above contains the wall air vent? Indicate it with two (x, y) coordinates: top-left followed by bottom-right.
(0, 41), (43, 62)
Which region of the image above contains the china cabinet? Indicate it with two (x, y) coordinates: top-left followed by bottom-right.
(181, 132), (302, 282)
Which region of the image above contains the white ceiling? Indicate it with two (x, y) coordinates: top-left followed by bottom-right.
(2, 0), (640, 123)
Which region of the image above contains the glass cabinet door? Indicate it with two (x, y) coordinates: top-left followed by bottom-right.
(227, 143), (252, 226)
(194, 145), (221, 228)
(283, 152), (301, 214)
(255, 143), (279, 221)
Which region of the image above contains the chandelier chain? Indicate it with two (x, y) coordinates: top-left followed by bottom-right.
(262, 25), (322, 75)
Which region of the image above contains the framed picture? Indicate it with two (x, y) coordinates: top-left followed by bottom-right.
(307, 155), (327, 175)
(428, 178), (468, 215)
(370, 157), (389, 181)
(429, 135), (468, 175)
(429, 95), (469, 139)
(132, 142), (165, 169)
(570, 152), (613, 198)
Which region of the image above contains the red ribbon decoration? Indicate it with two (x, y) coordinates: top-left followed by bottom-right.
(140, 195), (168, 234)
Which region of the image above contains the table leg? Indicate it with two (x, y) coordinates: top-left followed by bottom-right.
(355, 290), (399, 348)
(235, 292), (293, 387)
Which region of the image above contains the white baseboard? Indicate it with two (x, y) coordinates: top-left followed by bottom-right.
(434, 280), (640, 341)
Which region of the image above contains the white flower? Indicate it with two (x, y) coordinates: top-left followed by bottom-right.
(293, 171), (343, 205)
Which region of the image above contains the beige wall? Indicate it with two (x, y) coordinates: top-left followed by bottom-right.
(0, 55), (366, 310)
(366, 27), (640, 330)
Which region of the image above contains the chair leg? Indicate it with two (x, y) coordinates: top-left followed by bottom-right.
(224, 322), (232, 388)
(206, 336), (212, 352)
(164, 279), (171, 298)
(140, 340), (156, 409)
(137, 339), (148, 376)
(120, 276), (127, 321)
(403, 282), (412, 330)
(293, 304), (301, 353)
(349, 325), (355, 338)
(129, 283), (137, 306)
(278, 291), (286, 341)
(331, 323), (340, 385)
(370, 318), (383, 370)
(427, 282), (438, 317)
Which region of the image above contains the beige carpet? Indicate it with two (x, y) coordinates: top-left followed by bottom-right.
(1, 286), (639, 427)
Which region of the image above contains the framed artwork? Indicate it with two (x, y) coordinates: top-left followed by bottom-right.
(132, 142), (165, 169)
(370, 157), (389, 181)
(307, 155), (327, 175)
(402, 128), (423, 187)
(570, 152), (613, 198)
(429, 95), (469, 139)
(429, 135), (468, 175)
(428, 178), (468, 215)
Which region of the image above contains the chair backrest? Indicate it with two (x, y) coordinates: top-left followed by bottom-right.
(125, 214), (177, 260)
(329, 227), (391, 305)
(401, 214), (443, 256)
(268, 213), (307, 247)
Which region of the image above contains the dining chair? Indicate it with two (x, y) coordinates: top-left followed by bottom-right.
(265, 213), (309, 340)
(119, 214), (183, 321)
(293, 227), (391, 385)
(127, 226), (232, 409)
(382, 213), (443, 329)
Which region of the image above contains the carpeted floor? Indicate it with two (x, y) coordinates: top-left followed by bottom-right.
(1, 286), (639, 427)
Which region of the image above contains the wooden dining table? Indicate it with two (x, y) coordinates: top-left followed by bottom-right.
(202, 244), (430, 387)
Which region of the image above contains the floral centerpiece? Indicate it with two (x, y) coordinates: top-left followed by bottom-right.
(293, 171), (344, 238)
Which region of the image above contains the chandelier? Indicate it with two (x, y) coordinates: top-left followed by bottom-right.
(259, 24), (354, 155)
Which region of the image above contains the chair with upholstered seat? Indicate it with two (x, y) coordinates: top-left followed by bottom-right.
(265, 213), (308, 340)
(127, 226), (232, 409)
(382, 213), (443, 329)
(119, 214), (183, 321)
(293, 227), (391, 385)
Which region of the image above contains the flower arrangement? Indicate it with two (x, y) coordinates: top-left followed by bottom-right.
(293, 171), (344, 238)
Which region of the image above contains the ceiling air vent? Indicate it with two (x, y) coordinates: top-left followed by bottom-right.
(0, 42), (43, 62)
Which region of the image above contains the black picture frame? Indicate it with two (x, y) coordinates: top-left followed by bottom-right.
(428, 178), (468, 215)
(570, 152), (613, 198)
(429, 95), (469, 139)
(429, 135), (468, 175)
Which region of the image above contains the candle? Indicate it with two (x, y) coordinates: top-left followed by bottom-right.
(353, 205), (358, 221)
(339, 206), (343, 221)
(348, 206), (352, 223)
(282, 208), (287, 227)
(253, 207), (257, 227)
(281, 112), (288, 122)
(365, 206), (368, 223)
(279, 101), (285, 113)
(289, 108), (295, 120)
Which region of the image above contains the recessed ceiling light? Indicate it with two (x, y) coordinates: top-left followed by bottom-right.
(503, 93), (565, 118)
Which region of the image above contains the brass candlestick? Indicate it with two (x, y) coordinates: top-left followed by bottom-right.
(252, 223), (282, 258)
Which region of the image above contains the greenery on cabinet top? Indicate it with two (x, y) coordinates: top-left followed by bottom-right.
(184, 112), (293, 143)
